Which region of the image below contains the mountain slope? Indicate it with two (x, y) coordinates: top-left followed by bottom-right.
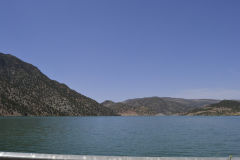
(102, 100), (151, 116)
(0, 53), (117, 116)
(102, 97), (219, 115)
(185, 100), (240, 116)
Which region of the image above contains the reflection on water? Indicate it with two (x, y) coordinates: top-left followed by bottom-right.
(0, 116), (240, 157)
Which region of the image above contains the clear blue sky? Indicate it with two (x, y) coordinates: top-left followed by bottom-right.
(1, 0), (240, 102)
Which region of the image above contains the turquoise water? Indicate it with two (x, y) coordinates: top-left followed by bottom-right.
(0, 116), (240, 157)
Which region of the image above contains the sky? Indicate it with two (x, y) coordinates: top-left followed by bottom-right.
(0, 0), (240, 102)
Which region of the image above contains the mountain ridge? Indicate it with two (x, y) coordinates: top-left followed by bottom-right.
(102, 97), (220, 116)
(0, 52), (118, 116)
(1, 52), (239, 116)
(185, 100), (240, 116)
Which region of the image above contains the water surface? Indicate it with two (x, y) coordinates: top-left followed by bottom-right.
(0, 116), (239, 157)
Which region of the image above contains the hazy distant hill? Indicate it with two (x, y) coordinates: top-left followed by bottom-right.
(0, 53), (117, 116)
(102, 97), (219, 115)
(185, 100), (240, 116)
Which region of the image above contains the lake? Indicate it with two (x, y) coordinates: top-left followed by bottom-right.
(0, 116), (240, 157)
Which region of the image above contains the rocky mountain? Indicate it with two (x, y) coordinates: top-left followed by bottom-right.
(185, 100), (240, 116)
(0, 53), (118, 116)
(102, 97), (219, 115)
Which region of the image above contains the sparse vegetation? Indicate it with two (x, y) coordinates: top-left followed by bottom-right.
(102, 97), (219, 115)
(0, 53), (118, 116)
(185, 100), (240, 116)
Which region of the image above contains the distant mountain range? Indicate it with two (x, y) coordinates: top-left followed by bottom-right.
(0, 53), (117, 116)
(0, 52), (239, 116)
(185, 100), (240, 116)
(102, 97), (220, 116)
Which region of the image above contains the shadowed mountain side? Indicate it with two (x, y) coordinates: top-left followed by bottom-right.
(0, 53), (118, 116)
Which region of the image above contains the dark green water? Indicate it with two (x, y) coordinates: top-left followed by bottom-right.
(0, 116), (240, 157)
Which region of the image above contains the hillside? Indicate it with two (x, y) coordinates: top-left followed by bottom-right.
(0, 53), (117, 116)
(102, 100), (152, 116)
(185, 100), (240, 116)
(102, 97), (219, 115)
